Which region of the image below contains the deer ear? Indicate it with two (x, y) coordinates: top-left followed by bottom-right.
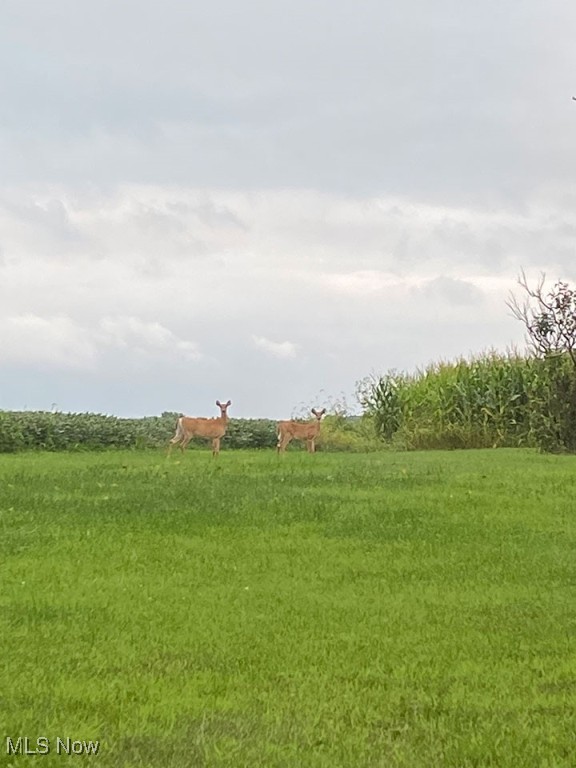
(216, 400), (222, 407)
(226, 400), (232, 406)
(311, 408), (317, 416)
(321, 409), (326, 415)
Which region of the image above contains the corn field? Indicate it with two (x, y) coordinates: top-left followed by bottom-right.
(358, 351), (576, 452)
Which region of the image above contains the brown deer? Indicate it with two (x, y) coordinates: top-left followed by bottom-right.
(277, 408), (326, 454)
(168, 400), (232, 457)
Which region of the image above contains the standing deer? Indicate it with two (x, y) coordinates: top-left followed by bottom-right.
(168, 400), (232, 457)
(277, 408), (326, 454)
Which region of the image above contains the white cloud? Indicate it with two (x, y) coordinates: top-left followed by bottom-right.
(0, 311), (201, 376)
(322, 270), (406, 296)
(99, 316), (201, 360)
(252, 335), (298, 359)
(0, 185), (572, 414)
(0, 314), (97, 370)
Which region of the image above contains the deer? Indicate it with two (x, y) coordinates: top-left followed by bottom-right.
(168, 400), (232, 458)
(277, 408), (326, 454)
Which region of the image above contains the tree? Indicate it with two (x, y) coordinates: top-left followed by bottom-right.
(508, 271), (576, 452)
(507, 270), (576, 367)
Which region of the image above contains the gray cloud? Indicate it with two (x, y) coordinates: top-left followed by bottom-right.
(420, 276), (485, 306)
(3, 1), (576, 202)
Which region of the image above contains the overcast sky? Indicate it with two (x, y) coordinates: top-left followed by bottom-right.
(1, 0), (576, 418)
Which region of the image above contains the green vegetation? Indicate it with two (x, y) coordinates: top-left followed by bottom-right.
(0, 411), (378, 454)
(359, 351), (576, 453)
(1, 449), (575, 767)
(0, 411), (278, 453)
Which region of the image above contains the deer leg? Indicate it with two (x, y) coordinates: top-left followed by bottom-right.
(277, 435), (291, 454)
(179, 434), (193, 453)
(212, 437), (220, 457)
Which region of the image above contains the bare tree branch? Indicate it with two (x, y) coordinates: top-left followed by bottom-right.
(507, 271), (576, 367)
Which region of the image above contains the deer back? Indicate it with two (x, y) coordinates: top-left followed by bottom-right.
(180, 415), (228, 439)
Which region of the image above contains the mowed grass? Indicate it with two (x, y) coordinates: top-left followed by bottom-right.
(0, 448), (575, 767)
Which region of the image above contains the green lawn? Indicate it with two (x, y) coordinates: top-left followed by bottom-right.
(1, 448), (575, 767)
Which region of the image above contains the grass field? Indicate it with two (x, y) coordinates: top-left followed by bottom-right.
(1, 448), (575, 767)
